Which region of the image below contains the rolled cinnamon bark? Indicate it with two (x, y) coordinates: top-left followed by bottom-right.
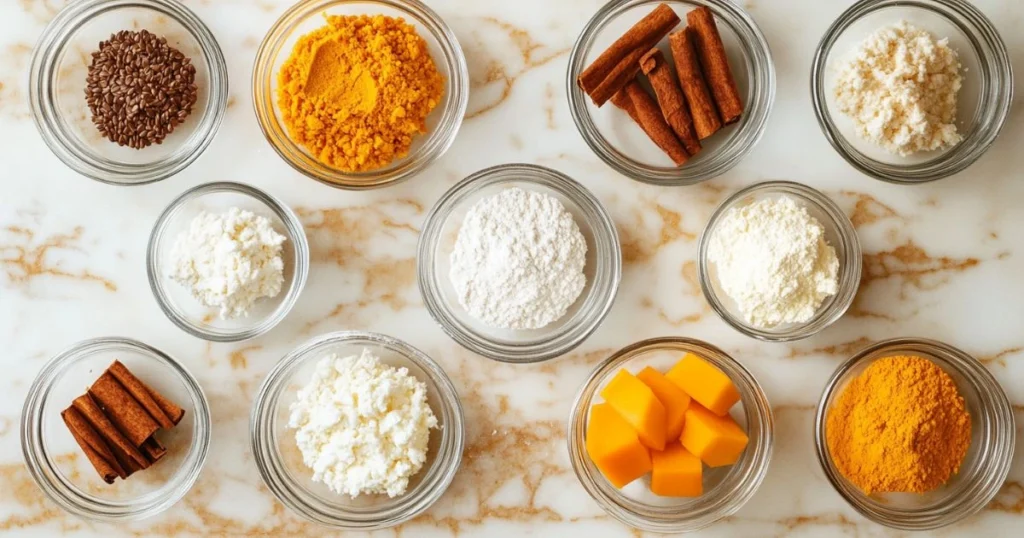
(142, 437), (167, 463)
(108, 360), (184, 428)
(669, 28), (722, 139)
(624, 81), (689, 166)
(640, 48), (701, 156)
(72, 394), (149, 470)
(62, 407), (125, 483)
(89, 373), (160, 447)
(686, 7), (743, 124)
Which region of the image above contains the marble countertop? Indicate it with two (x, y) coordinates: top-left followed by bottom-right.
(2, 0), (1023, 536)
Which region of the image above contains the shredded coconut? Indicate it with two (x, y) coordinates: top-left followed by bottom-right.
(449, 187), (588, 330)
(168, 207), (286, 319)
(833, 21), (962, 156)
(707, 196), (839, 329)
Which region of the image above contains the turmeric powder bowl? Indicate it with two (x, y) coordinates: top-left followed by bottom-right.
(814, 338), (1015, 530)
(567, 337), (773, 532)
(253, 0), (468, 190)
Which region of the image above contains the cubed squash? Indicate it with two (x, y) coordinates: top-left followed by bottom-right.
(651, 442), (703, 497)
(636, 366), (691, 440)
(665, 353), (740, 416)
(679, 403), (749, 467)
(585, 403), (653, 488)
(600, 369), (667, 450)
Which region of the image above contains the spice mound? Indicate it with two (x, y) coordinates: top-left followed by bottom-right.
(707, 196), (839, 329)
(450, 187), (588, 330)
(288, 349), (438, 498)
(833, 21), (962, 156)
(826, 355), (971, 494)
(277, 14), (444, 172)
(61, 360), (185, 484)
(169, 207), (287, 320)
(86, 30), (198, 149)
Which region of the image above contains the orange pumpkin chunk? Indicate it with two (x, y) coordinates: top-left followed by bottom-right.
(637, 366), (691, 440)
(665, 353), (740, 416)
(600, 369), (667, 450)
(651, 442), (703, 497)
(585, 403), (652, 488)
(679, 403), (749, 467)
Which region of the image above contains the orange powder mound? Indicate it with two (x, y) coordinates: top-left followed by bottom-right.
(277, 14), (444, 172)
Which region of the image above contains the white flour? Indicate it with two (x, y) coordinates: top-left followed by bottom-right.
(707, 196), (839, 329)
(450, 187), (588, 330)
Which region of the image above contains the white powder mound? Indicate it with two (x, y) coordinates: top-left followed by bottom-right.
(707, 196), (839, 329)
(833, 21), (962, 156)
(288, 349), (438, 498)
(169, 207), (286, 319)
(449, 187), (588, 330)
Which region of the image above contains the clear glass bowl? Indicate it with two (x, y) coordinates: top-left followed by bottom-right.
(146, 182), (310, 342)
(29, 0), (228, 186)
(417, 164), (622, 363)
(567, 337), (773, 532)
(814, 338), (1015, 530)
(698, 181), (861, 341)
(21, 337), (211, 521)
(252, 0), (469, 190)
(567, 0), (775, 185)
(249, 331), (464, 530)
(810, 0), (1013, 184)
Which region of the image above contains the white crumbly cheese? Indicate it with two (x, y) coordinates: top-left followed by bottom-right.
(833, 21), (962, 156)
(288, 349), (438, 498)
(707, 196), (839, 329)
(168, 207), (286, 319)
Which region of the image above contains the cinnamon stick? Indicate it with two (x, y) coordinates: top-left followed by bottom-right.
(108, 360), (184, 428)
(578, 4), (680, 107)
(686, 7), (743, 124)
(72, 394), (149, 470)
(62, 407), (124, 483)
(624, 81), (689, 166)
(639, 48), (701, 156)
(142, 437), (167, 463)
(88, 372), (160, 447)
(669, 28), (722, 139)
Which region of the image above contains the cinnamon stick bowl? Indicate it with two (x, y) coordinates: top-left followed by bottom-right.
(21, 337), (211, 521)
(567, 0), (775, 186)
(250, 331), (465, 530)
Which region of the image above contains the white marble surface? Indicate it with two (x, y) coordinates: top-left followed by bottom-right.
(2, 0), (1023, 536)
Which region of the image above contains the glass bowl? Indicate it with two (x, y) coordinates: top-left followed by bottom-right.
(698, 181), (861, 341)
(810, 0), (1012, 184)
(29, 0), (228, 186)
(814, 338), (1015, 530)
(417, 164), (622, 364)
(146, 181), (310, 343)
(567, 337), (773, 532)
(249, 331), (464, 530)
(252, 0), (469, 190)
(567, 0), (775, 185)
(21, 337), (211, 521)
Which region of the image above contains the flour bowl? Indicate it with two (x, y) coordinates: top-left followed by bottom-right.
(417, 164), (622, 363)
(250, 331), (464, 530)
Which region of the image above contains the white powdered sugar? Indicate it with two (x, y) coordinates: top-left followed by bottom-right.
(707, 196), (839, 329)
(450, 187), (588, 330)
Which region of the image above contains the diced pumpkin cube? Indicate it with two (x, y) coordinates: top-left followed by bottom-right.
(636, 366), (691, 440)
(651, 442), (703, 497)
(585, 403), (652, 488)
(665, 353), (740, 416)
(600, 369), (667, 450)
(679, 403), (749, 467)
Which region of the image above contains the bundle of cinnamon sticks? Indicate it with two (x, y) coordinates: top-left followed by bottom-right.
(61, 360), (184, 484)
(578, 4), (743, 166)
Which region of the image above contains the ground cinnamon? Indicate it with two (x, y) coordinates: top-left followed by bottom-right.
(624, 81), (689, 166)
(640, 48), (701, 156)
(669, 28), (721, 139)
(686, 7), (743, 124)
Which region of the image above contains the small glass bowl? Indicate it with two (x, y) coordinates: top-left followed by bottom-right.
(567, 0), (775, 185)
(698, 181), (861, 341)
(29, 0), (228, 186)
(146, 181), (310, 342)
(811, 0), (1013, 184)
(567, 337), (773, 532)
(814, 338), (1015, 530)
(250, 331), (464, 530)
(21, 337), (211, 521)
(417, 164), (622, 364)
(252, 0), (469, 190)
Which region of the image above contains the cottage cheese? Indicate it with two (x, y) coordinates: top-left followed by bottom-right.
(288, 349), (438, 498)
(168, 207), (286, 319)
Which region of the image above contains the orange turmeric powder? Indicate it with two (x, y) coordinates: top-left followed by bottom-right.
(277, 14), (444, 172)
(826, 355), (970, 494)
